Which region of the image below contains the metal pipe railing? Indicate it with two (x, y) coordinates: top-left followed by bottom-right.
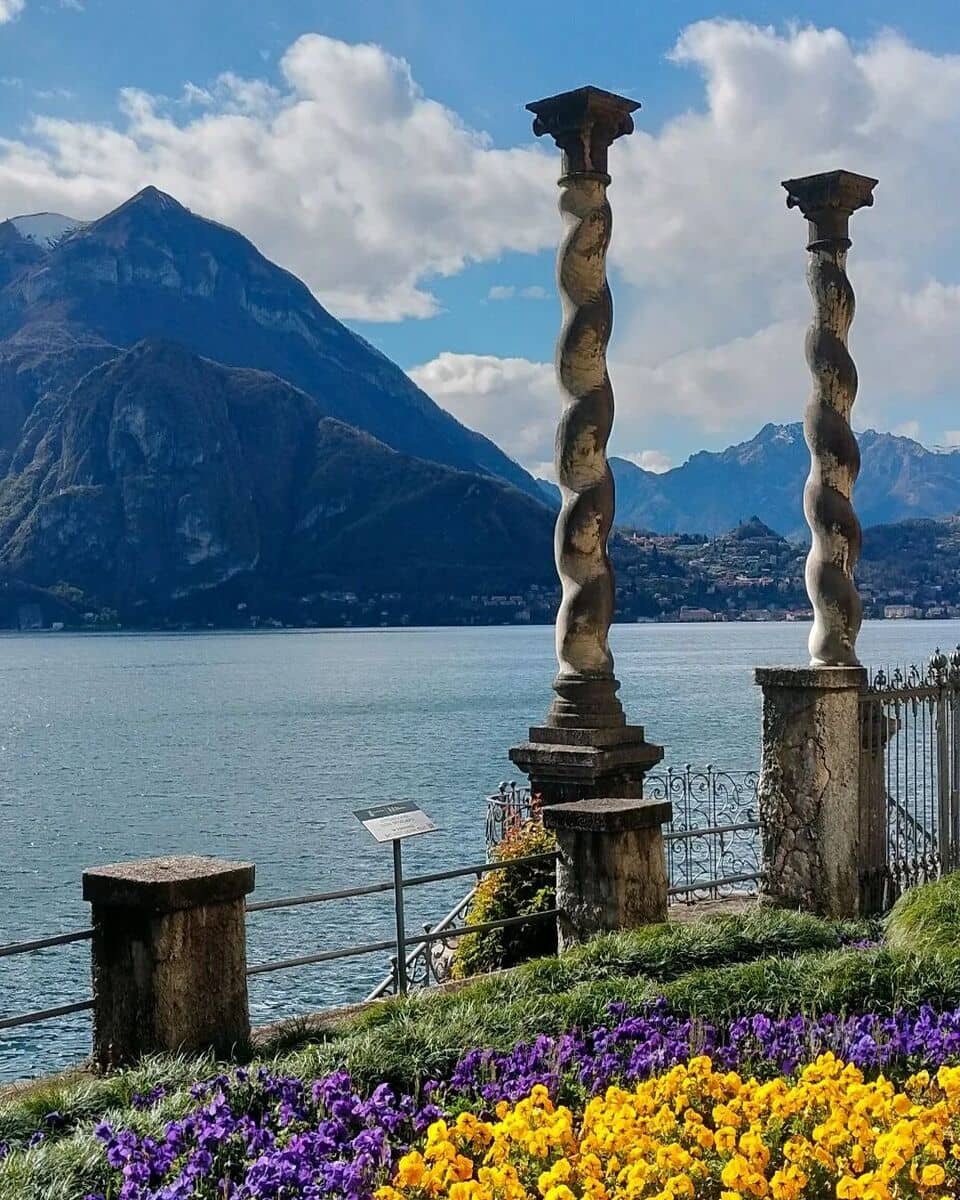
(245, 852), (558, 915)
(0, 999), (93, 1032)
(248, 908), (559, 979)
(0, 928), (93, 958)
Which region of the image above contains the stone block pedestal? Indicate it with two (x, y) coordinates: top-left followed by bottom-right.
(83, 854), (255, 1068)
(509, 724), (664, 807)
(755, 665), (870, 917)
(543, 797), (672, 950)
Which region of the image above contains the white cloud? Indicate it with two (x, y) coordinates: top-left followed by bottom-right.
(409, 352), (558, 465)
(0, 34), (554, 320)
(487, 283), (548, 302)
(419, 22), (960, 464)
(626, 450), (672, 474)
(0, 0), (25, 22)
(612, 23), (960, 444)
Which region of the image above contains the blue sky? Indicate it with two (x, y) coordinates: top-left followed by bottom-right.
(1, 1), (959, 473)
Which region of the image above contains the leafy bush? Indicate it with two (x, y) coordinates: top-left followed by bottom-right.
(450, 815), (557, 979)
(886, 871), (960, 956)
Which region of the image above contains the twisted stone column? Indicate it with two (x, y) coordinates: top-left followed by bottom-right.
(527, 86), (636, 729)
(510, 88), (663, 805)
(782, 170), (877, 667)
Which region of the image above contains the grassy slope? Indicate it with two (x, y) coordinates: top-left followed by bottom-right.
(5, 907), (950, 1200)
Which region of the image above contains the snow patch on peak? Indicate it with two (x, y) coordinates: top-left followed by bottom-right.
(9, 212), (83, 248)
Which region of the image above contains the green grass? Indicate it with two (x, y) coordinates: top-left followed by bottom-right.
(886, 872), (960, 956)
(0, 907), (914, 1200)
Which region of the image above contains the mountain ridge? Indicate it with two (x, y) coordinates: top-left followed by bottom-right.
(0, 338), (555, 622)
(0, 186), (541, 499)
(610, 422), (960, 537)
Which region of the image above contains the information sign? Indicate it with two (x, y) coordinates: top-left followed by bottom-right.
(354, 800), (437, 843)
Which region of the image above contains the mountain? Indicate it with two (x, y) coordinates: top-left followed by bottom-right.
(611, 424), (960, 538)
(0, 339), (554, 624)
(0, 187), (539, 499)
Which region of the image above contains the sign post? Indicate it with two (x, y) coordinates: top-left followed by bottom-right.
(354, 801), (437, 995)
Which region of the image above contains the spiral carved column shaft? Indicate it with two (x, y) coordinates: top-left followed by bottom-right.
(783, 171), (877, 668)
(550, 173), (620, 724)
(528, 86), (636, 729)
(509, 87), (663, 805)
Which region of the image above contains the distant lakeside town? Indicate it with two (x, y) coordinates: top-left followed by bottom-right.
(7, 512), (959, 632)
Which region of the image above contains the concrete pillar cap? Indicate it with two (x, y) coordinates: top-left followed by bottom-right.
(83, 855), (255, 913)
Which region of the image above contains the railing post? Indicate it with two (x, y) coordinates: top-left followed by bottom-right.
(543, 797), (672, 950)
(82, 855), (255, 1069)
(858, 690), (891, 911)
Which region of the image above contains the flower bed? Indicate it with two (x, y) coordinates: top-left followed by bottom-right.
(62, 1002), (960, 1199)
(2, 911), (956, 1200)
(379, 1058), (960, 1200)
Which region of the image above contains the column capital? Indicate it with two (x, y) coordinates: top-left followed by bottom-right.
(782, 169), (878, 246)
(527, 86), (639, 178)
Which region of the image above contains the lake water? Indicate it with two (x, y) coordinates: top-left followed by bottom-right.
(2, 619), (957, 1083)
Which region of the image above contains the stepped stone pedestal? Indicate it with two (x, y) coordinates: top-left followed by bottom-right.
(510, 724), (663, 807)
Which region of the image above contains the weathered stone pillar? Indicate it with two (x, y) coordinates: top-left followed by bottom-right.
(782, 169), (877, 668)
(756, 667), (869, 916)
(510, 86), (662, 805)
(755, 171), (879, 919)
(543, 797), (672, 949)
(83, 855), (255, 1068)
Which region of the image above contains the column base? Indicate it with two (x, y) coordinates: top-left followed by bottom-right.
(509, 723), (664, 806)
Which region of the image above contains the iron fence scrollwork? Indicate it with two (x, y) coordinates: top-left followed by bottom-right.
(646, 766), (762, 904)
(486, 768), (762, 905)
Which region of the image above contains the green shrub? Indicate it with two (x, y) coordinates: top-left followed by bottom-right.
(886, 871), (960, 956)
(451, 816), (556, 978)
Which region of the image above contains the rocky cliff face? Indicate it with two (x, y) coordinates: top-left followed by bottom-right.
(0, 187), (556, 624)
(0, 340), (554, 621)
(0, 188), (538, 499)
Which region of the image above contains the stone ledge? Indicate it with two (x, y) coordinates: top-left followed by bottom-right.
(83, 855), (255, 913)
(754, 665), (867, 691)
(543, 797), (673, 833)
(510, 740), (664, 772)
(526, 723), (650, 748)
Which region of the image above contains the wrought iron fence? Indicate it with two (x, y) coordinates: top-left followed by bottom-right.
(485, 781), (535, 848)
(861, 647), (960, 899)
(648, 766), (762, 904)
(366, 885), (478, 1000)
(486, 768), (762, 904)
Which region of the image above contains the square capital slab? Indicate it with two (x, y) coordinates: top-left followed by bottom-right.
(83, 855), (255, 913)
(544, 797), (673, 834)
